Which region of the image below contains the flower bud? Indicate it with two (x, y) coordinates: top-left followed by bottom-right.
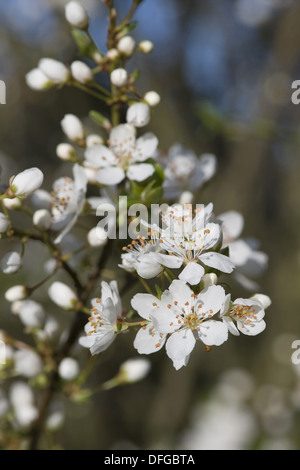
(56, 143), (76, 161)
(14, 404), (38, 429)
(38, 58), (70, 84)
(61, 114), (85, 142)
(0, 252), (22, 274)
(119, 358), (151, 383)
(144, 90), (161, 107)
(18, 300), (45, 329)
(138, 40), (154, 54)
(201, 273), (218, 289)
(0, 213), (9, 233)
(65, 1), (89, 29)
(86, 134), (103, 147)
(250, 293), (272, 310)
(48, 281), (78, 310)
(179, 191), (194, 205)
(5, 285), (27, 302)
(110, 68), (128, 87)
(117, 36), (136, 56)
(58, 357), (80, 381)
(2, 197), (21, 209)
(10, 381), (35, 407)
(33, 209), (51, 230)
(14, 349), (43, 378)
(10, 167), (44, 197)
(87, 226), (108, 247)
(106, 48), (119, 60)
(126, 102), (150, 127)
(25, 68), (54, 91)
(70, 60), (93, 84)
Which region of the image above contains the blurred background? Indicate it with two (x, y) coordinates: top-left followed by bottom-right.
(1, 0), (300, 450)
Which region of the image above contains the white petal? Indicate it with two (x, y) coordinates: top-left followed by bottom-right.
(127, 163), (154, 182)
(166, 329), (196, 363)
(172, 355), (191, 371)
(151, 307), (180, 334)
(218, 210), (244, 242)
(97, 167), (125, 185)
(84, 145), (117, 168)
(136, 254), (164, 278)
(179, 262), (204, 285)
(168, 279), (194, 309)
(133, 324), (166, 354)
(131, 293), (159, 320)
(198, 320), (228, 346)
(238, 319), (266, 336)
(199, 251), (234, 273)
(133, 133), (158, 161)
(153, 253), (183, 270)
(90, 331), (116, 355)
(223, 316), (240, 336)
(109, 124), (135, 155)
(197, 285), (226, 316)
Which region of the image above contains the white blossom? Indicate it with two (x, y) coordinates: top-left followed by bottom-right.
(138, 40), (154, 54)
(3, 197), (21, 209)
(119, 358), (151, 383)
(48, 281), (78, 310)
(25, 68), (53, 91)
(84, 124), (158, 185)
(51, 163), (87, 244)
(58, 357), (80, 381)
(65, 1), (89, 29)
(0, 251), (22, 274)
(79, 281), (122, 355)
(218, 210), (268, 290)
(10, 167), (44, 197)
(144, 204), (234, 285)
(117, 36), (136, 56)
(132, 280), (227, 370)
(61, 114), (85, 142)
(160, 144), (217, 200)
(5, 285), (27, 302)
(31, 189), (52, 210)
(18, 300), (45, 329)
(87, 226), (108, 247)
(144, 91), (161, 107)
(0, 213), (9, 233)
(38, 58), (70, 84)
(126, 103), (151, 128)
(110, 68), (128, 87)
(56, 143), (76, 161)
(14, 349), (43, 378)
(86, 134), (103, 147)
(70, 60), (93, 84)
(220, 294), (266, 336)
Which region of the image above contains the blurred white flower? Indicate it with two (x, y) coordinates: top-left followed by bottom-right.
(14, 349), (43, 378)
(33, 209), (52, 230)
(144, 91), (161, 107)
(25, 68), (54, 91)
(58, 357), (80, 381)
(0, 251), (22, 274)
(38, 58), (70, 84)
(79, 281), (122, 355)
(48, 281), (78, 310)
(5, 285), (27, 302)
(0, 213), (9, 233)
(71, 60), (93, 84)
(126, 103), (151, 128)
(84, 124), (158, 185)
(18, 300), (45, 329)
(61, 114), (85, 142)
(119, 358), (151, 383)
(117, 36), (136, 56)
(65, 1), (89, 29)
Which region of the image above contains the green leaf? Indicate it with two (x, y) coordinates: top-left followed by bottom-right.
(89, 110), (110, 127)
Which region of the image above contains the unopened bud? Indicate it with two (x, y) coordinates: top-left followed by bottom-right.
(138, 40), (154, 54)
(56, 143), (76, 161)
(10, 167), (44, 197)
(38, 58), (70, 84)
(48, 281), (78, 310)
(61, 114), (85, 142)
(117, 36), (136, 56)
(25, 68), (54, 91)
(110, 68), (128, 87)
(33, 209), (52, 230)
(65, 1), (89, 29)
(126, 102), (150, 127)
(70, 60), (93, 84)
(144, 90), (161, 107)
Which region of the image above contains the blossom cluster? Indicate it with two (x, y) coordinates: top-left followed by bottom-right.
(0, 0), (271, 448)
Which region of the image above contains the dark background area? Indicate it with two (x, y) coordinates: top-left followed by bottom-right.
(1, 0), (300, 450)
